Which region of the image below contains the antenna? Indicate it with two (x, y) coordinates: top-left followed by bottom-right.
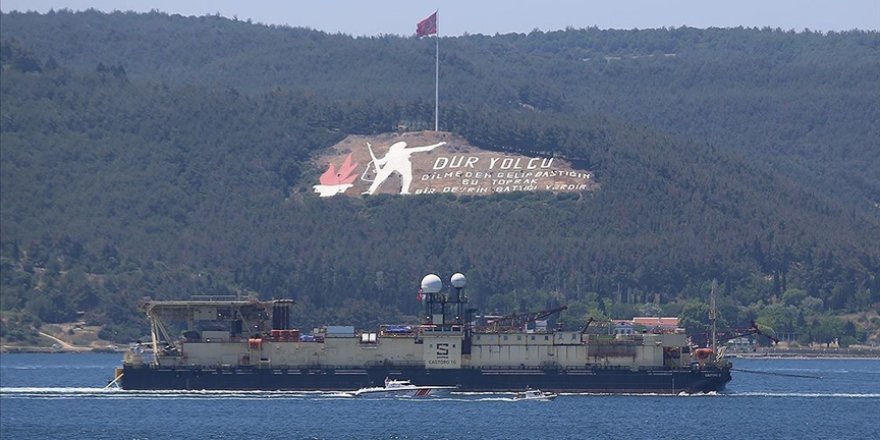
(451, 272), (466, 323)
(420, 274), (442, 324)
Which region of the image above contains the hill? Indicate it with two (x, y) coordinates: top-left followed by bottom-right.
(2, 10), (877, 213)
(1, 10), (878, 348)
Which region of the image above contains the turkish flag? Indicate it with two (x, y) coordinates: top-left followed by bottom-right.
(417, 11), (437, 37)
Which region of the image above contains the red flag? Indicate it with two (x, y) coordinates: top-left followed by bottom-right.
(416, 11), (437, 37)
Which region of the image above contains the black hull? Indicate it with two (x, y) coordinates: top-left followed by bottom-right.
(121, 365), (731, 394)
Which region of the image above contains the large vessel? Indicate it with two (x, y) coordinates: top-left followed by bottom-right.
(117, 273), (733, 393)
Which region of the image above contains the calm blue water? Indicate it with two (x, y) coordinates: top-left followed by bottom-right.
(1, 354), (878, 439)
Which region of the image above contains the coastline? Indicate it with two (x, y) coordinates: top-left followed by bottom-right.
(0, 328), (121, 353)
(0, 345), (122, 354)
(726, 350), (880, 360)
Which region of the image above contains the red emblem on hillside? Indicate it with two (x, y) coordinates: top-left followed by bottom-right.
(314, 154), (359, 197)
(319, 154), (358, 185)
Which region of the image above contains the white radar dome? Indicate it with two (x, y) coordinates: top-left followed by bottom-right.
(450, 273), (467, 288)
(420, 274), (443, 294)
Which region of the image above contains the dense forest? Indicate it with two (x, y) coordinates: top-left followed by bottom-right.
(1, 10), (878, 347)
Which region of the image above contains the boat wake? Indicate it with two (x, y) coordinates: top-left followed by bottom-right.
(727, 392), (880, 399)
(0, 387), (353, 400)
(0, 387), (516, 402)
(3, 387), (876, 400)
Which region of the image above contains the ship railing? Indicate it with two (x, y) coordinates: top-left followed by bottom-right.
(420, 324), (464, 334)
(283, 360), (426, 369)
(182, 334), (328, 344)
(141, 359), (438, 371)
(472, 327), (555, 334)
(188, 294), (244, 301)
(585, 334), (643, 345)
(379, 332), (415, 338)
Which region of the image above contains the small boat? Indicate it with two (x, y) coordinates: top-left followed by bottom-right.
(512, 388), (557, 401)
(351, 378), (457, 398)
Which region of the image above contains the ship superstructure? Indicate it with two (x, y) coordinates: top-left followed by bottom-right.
(118, 273), (732, 393)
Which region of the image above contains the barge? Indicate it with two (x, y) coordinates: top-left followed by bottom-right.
(117, 273), (732, 393)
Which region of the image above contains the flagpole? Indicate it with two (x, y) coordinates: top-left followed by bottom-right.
(434, 10), (439, 132)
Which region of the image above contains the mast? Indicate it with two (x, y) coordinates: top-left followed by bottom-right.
(434, 10), (439, 131)
(417, 10), (440, 131)
(420, 273), (467, 331)
(709, 279), (718, 362)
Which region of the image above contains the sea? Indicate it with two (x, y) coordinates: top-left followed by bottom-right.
(0, 354), (877, 440)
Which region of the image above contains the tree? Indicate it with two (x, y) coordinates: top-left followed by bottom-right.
(813, 316), (845, 347)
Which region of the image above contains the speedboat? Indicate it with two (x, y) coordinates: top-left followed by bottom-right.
(351, 378), (457, 398)
(512, 388), (557, 401)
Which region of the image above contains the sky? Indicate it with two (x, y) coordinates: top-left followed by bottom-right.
(1, 0), (877, 36)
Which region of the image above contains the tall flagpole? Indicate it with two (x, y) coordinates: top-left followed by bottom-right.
(434, 10), (439, 132)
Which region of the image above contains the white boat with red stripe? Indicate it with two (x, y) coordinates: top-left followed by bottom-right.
(351, 378), (457, 398)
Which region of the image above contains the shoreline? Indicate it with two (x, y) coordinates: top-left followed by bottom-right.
(727, 352), (880, 360)
(0, 345), (122, 354)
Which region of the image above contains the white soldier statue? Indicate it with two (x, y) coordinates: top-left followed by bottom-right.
(364, 141), (446, 195)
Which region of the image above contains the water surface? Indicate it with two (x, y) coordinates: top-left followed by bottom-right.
(1, 354), (877, 439)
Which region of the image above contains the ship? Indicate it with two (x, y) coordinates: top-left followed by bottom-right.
(116, 273), (735, 393)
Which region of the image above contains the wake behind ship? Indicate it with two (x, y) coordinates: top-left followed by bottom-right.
(116, 273), (732, 393)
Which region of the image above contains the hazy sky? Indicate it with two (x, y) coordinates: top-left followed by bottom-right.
(2, 0), (877, 36)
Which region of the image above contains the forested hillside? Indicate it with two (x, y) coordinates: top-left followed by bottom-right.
(1, 10), (878, 347)
(3, 10), (877, 211)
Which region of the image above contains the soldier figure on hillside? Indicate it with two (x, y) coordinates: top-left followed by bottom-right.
(364, 141), (445, 195)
